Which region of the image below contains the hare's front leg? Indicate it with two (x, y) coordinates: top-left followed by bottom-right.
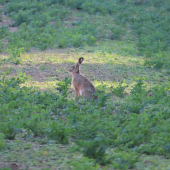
(75, 90), (79, 100)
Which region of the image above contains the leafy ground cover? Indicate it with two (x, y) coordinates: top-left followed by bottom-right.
(0, 0), (170, 68)
(0, 0), (170, 169)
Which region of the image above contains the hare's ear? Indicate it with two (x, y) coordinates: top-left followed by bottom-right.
(77, 57), (84, 65)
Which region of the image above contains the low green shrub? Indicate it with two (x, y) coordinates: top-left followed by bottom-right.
(48, 121), (69, 144)
(109, 26), (126, 40)
(70, 157), (101, 170)
(0, 168), (12, 170)
(56, 77), (71, 98)
(6, 47), (24, 65)
(2, 1), (100, 50)
(111, 81), (128, 98)
(0, 40), (5, 53)
(0, 74), (170, 166)
(0, 133), (6, 150)
(109, 149), (139, 169)
(122, 77), (148, 114)
(0, 25), (9, 39)
(144, 53), (170, 69)
(77, 138), (109, 165)
(2, 0), (169, 69)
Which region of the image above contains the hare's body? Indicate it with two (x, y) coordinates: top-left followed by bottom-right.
(72, 73), (96, 99)
(68, 58), (96, 100)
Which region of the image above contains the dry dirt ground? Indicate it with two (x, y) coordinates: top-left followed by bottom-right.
(0, 162), (24, 170)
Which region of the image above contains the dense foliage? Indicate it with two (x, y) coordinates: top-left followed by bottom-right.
(0, 0), (170, 68)
(0, 75), (169, 168)
(0, 0), (170, 169)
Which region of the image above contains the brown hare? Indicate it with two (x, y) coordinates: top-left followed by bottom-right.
(68, 57), (96, 100)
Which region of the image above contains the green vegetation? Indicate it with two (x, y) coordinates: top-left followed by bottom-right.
(0, 0), (170, 169)
(0, 0), (170, 68)
(0, 70), (170, 169)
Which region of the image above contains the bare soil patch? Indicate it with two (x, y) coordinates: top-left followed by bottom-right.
(0, 161), (24, 170)
(1, 60), (115, 83)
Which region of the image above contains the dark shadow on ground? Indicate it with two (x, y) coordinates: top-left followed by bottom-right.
(0, 61), (169, 85)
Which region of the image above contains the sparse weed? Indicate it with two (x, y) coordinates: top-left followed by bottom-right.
(56, 77), (71, 98)
(109, 149), (139, 169)
(0, 25), (9, 39)
(70, 157), (100, 170)
(109, 26), (126, 40)
(0, 40), (5, 53)
(6, 47), (25, 65)
(0, 133), (6, 150)
(111, 81), (128, 98)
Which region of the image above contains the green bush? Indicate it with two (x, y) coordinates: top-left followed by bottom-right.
(1, 1), (170, 167)
(0, 40), (5, 53)
(77, 138), (109, 165)
(109, 149), (139, 169)
(0, 25), (9, 39)
(109, 26), (126, 40)
(48, 121), (69, 144)
(1, 0), (170, 57)
(122, 78), (148, 114)
(0, 168), (12, 170)
(0, 133), (6, 150)
(0, 74), (170, 166)
(6, 47), (24, 65)
(2, 1), (100, 50)
(0, 74), (59, 139)
(111, 81), (128, 98)
(70, 157), (100, 170)
(56, 77), (71, 98)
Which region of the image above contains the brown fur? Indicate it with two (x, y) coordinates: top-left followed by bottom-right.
(68, 57), (96, 100)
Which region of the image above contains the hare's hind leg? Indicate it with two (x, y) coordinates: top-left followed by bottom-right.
(84, 92), (92, 100)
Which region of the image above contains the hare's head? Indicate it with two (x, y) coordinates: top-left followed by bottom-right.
(68, 57), (84, 74)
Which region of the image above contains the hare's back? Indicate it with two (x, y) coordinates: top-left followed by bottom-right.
(80, 74), (96, 92)
(74, 74), (95, 91)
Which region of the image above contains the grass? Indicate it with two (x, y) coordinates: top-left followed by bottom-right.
(0, 0), (170, 169)
(0, 46), (170, 169)
(0, 138), (85, 170)
(0, 46), (168, 89)
(1, 138), (170, 170)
